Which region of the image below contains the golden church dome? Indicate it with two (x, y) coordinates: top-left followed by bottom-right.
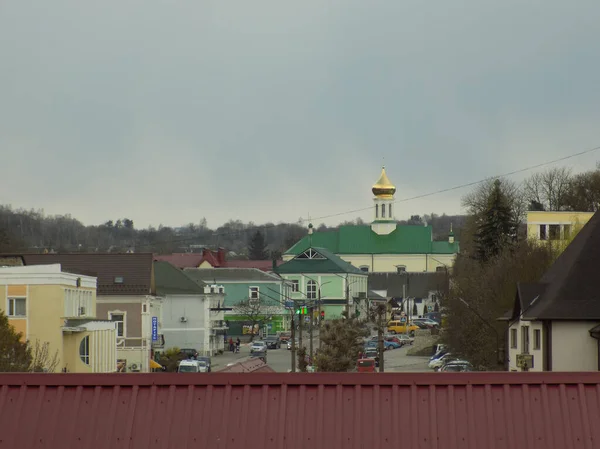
(372, 166), (396, 198)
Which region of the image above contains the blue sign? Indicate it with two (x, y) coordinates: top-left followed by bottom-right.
(151, 316), (158, 342)
(267, 323), (273, 330)
(285, 300), (294, 308)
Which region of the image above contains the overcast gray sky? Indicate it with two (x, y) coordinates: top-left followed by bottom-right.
(2, 1), (600, 229)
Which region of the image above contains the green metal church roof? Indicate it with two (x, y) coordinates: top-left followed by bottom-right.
(284, 225), (459, 256)
(276, 247), (365, 274)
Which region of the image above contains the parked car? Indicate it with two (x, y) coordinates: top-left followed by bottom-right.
(396, 334), (414, 345)
(179, 348), (199, 359)
(413, 318), (440, 329)
(196, 356), (212, 372)
(429, 353), (455, 371)
(424, 312), (442, 325)
(385, 336), (404, 346)
(356, 358), (377, 373)
(287, 339), (299, 350)
(265, 335), (282, 349)
(439, 360), (473, 372)
(250, 341), (268, 353)
(177, 359), (208, 373)
(387, 320), (419, 336)
(384, 340), (401, 350)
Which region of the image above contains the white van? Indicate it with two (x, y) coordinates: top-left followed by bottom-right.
(178, 359), (208, 373)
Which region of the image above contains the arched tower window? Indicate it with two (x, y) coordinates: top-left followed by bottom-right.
(375, 204), (379, 218)
(389, 204), (393, 218)
(381, 204), (386, 218)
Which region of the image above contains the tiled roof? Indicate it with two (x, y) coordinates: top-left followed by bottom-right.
(276, 247), (365, 275)
(154, 261), (206, 295)
(285, 225), (459, 255)
(2, 372), (600, 448)
(184, 267), (283, 283)
(22, 253), (154, 296)
(368, 272), (449, 298)
(523, 210), (600, 319)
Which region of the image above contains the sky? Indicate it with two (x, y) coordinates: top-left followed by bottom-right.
(2, 1), (600, 229)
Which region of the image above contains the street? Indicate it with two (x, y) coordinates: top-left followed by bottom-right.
(212, 340), (430, 373)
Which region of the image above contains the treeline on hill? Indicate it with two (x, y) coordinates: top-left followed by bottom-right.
(0, 207), (465, 257)
(441, 164), (600, 370)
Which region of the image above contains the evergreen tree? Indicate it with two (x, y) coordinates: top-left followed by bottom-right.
(412, 303), (418, 316)
(434, 301), (440, 312)
(474, 179), (517, 262)
(315, 314), (369, 372)
(247, 230), (268, 260)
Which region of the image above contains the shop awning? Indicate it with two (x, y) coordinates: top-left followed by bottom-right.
(150, 359), (162, 369)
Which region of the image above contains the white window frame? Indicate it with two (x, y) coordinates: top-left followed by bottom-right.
(109, 311), (127, 338)
(291, 280), (299, 292)
(359, 266), (369, 273)
(249, 286), (260, 300)
(8, 297), (26, 317)
(510, 328), (517, 349)
(533, 329), (541, 350)
(307, 280), (317, 300)
(79, 335), (90, 365)
(396, 265), (406, 273)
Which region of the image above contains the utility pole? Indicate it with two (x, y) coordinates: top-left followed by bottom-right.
(345, 279), (350, 317)
(298, 308), (304, 355)
(317, 288), (322, 350)
(309, 304), (314, 360)
(377, 304), (385, 372)
(290, 312), (296, 372)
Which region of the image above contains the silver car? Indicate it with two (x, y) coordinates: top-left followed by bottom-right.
(250, 341), (267, 353)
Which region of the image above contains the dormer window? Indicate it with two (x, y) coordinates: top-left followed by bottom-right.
(219, 287), (224, 294)
(396, 266), (406, 273)
(114, 276), (124, 284)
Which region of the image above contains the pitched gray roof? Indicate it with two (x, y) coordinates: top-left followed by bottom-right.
(523, 211), (600, 320)
(154, 261), (205, 295)
(368, 272), (448, 299)
(184, 267), (282, 283)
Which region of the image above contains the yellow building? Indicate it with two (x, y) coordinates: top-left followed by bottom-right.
(0, 264), (117, 373)
(526, 211), (594, 242)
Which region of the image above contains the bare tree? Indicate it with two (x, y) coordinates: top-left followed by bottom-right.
(29, 339), (60, 373)
(462, 177), (525, 223)
(523, 167), (572, 211)
(232, 299), (263, 342)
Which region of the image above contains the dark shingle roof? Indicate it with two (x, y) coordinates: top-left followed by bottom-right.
(523, 211), (600, 320)
(154, 261), (205, 295)
(276, 247), (364, 275)
(368, 272), (449, 298)
(22, 253), (154, 296)
(184, 267), (282, 283)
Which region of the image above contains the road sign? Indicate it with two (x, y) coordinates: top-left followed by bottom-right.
(285, 300), (294, 308)
(399, 316), (407, 324)
(267, 323), (273, 330)
(151, 316), (158, 342)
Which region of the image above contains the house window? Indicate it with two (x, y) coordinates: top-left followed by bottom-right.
(307, 280), (317, 299)
(109, 312), (126, 337)
(249, 287), (260, 300)
(218, 286), (224, 294)
(539, 225), (547, 240)
(381, 204), (386, 218)
(533, 329), (541, 350)
(563, 225), (571, 240)
(375, 204), (379, 218)
(291, 280), (299, 292)
(8, 298), (26, 317)
(360, 266), (369, 272)
(510, 328), (517, 348)
(396, 266), (406, 273)
(114, 276), (124, 284)
(549, 225), (560, 240)
(521, 326), (530, 353)
(436, 266), (446, 272)
(79, 336), (90, 365)
(389, 204), (392, 217)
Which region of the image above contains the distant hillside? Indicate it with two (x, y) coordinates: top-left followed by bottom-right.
(0, 206), (466, 257)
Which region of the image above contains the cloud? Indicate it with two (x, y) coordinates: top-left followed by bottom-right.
(1, 0), (600, 228)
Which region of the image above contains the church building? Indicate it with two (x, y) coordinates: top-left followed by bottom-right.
(283, 167), (459, 273)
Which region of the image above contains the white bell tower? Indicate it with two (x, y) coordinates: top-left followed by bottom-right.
(371, 166), (397, 235)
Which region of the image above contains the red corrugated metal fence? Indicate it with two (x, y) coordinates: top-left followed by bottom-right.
(0, 372), (599, 448)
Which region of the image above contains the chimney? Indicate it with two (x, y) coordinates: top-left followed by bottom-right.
(217, 247), (226, 265)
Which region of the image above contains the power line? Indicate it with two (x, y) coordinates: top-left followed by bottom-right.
(137, 144), (600, 248)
